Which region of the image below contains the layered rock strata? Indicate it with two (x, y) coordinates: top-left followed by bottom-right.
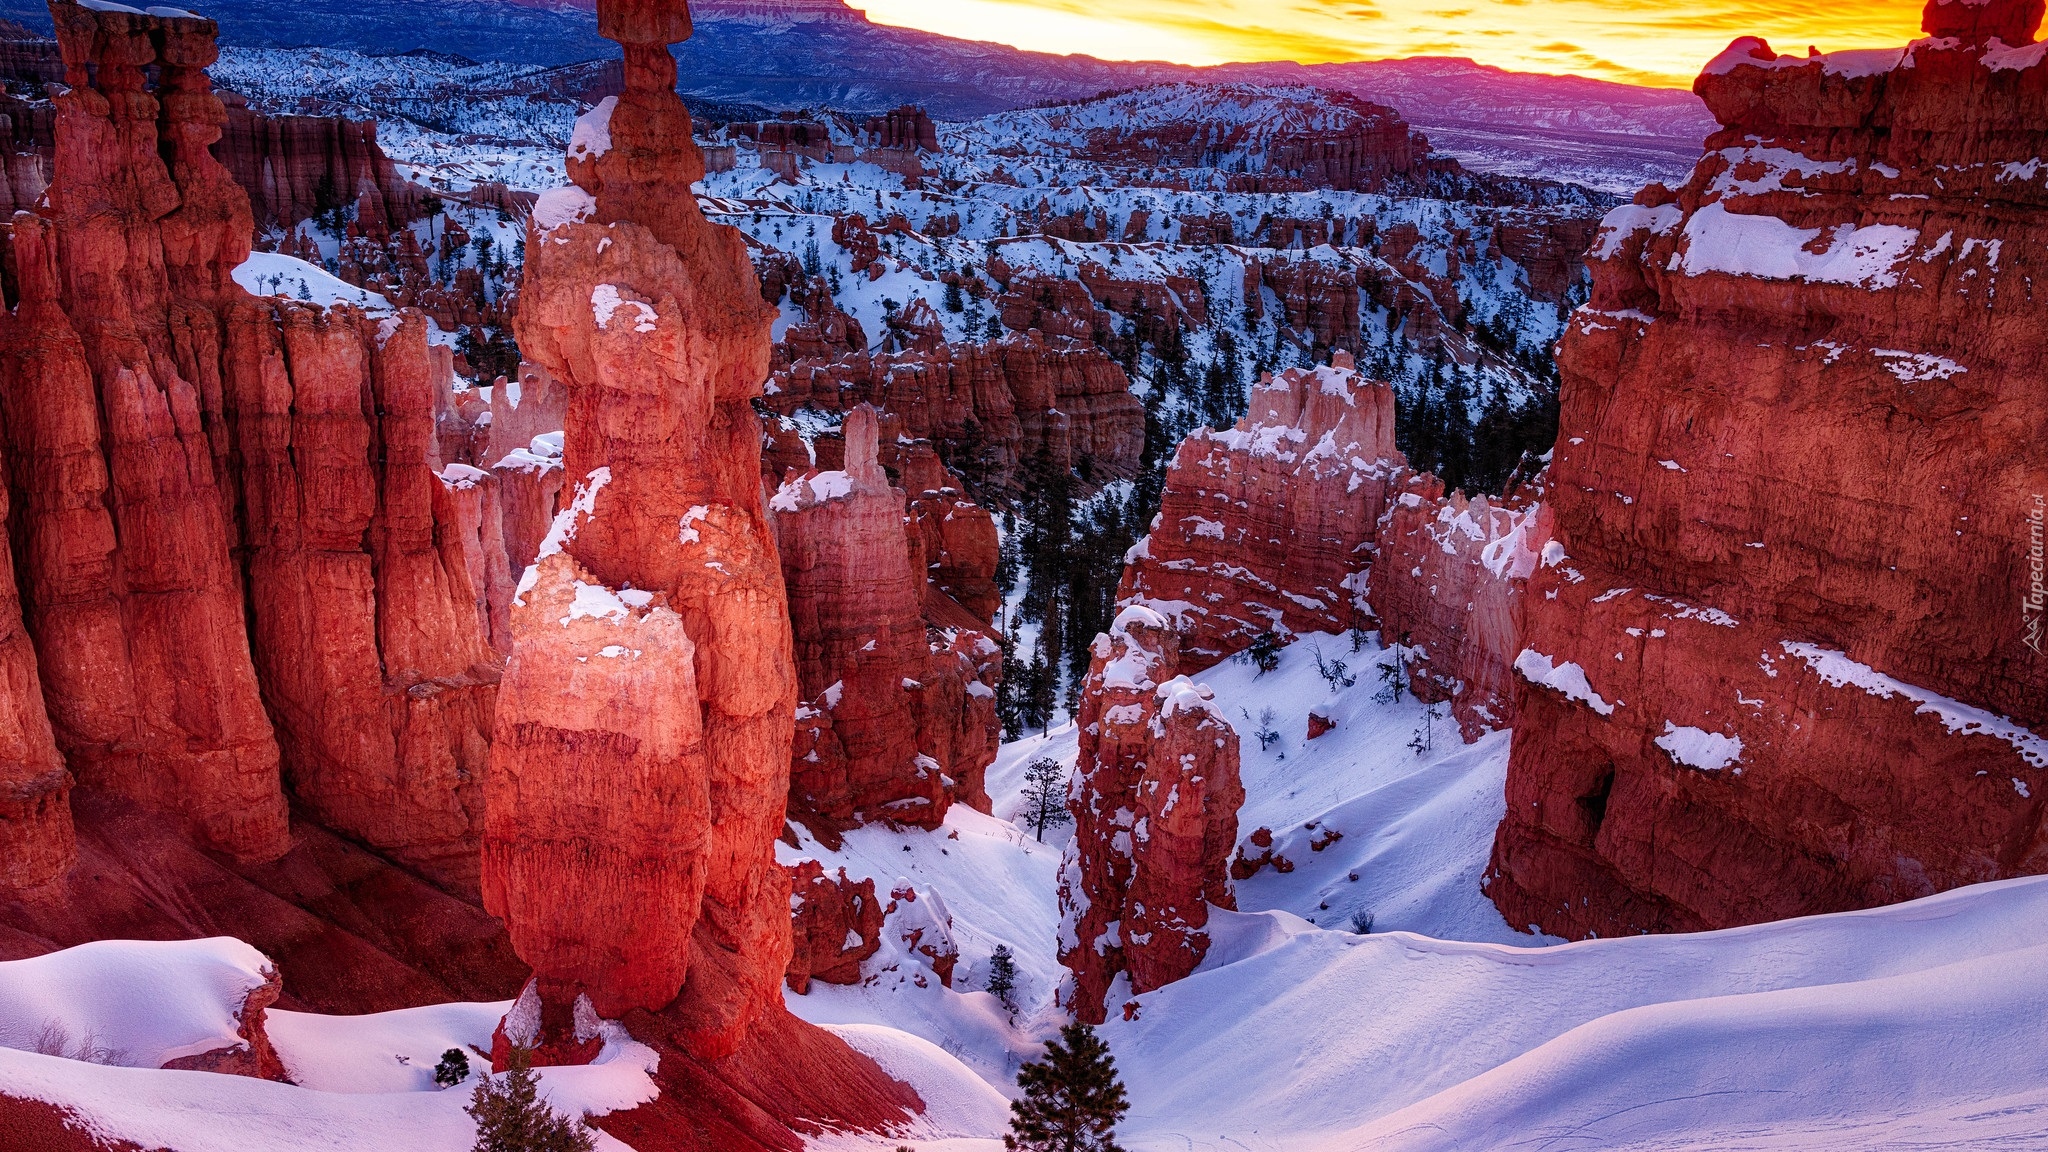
(773, 405), (1001, 838)
(1489, 0), (2048, 937)
(1117, 351), (1407, 668)
(1058, 604), (1242, 1023)
(763, 331), (1144, 494)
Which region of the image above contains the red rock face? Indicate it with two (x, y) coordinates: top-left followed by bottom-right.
(216, 100), (422, 235)
(0, 443), (71, 892)
(1490, 0), (2048, 939)
(1120, 351), (1408, 669)
(775, 405), (950, 835)
(773, 406), (1002, 837)
(764, 331), (1145, 495)
(1059, 604), (1242, 1024)
(784, 860), (883, 993)
(1370, 474), (1551, 740)
(3, 1), (289, 864)
(229, 303), (504, 895)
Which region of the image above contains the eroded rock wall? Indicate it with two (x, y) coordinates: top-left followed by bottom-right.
(1118, 351), (1408, 669)
(1489, 0), (2048, 938)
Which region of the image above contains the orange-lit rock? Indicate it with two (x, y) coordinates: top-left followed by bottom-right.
(1490, 0), (2048, 939)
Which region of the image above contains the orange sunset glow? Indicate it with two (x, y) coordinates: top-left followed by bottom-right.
(845, 0), (1927, 88)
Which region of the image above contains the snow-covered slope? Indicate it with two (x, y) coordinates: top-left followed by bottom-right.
(7, 632), (2046, 1150)
(778, 630), (2048, 1150)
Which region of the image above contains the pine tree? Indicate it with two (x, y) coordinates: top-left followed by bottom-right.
(434, 1047), (472, 1088)
(466, 1047), (596, 1152)
(1005, 1022), (1129, 1152)
(1020, 757), (1071, 842)
(986, 944), (1018, 1010)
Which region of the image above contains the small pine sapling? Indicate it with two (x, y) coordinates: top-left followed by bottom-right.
(1249, 630), (1283, 675)
(986, 943), (1018, 1012)
(434, 1047), (472, 1088)
(1312, 645), (1357, 691)
(467, 1046), (596, 1152)
(1020, 758), (1072, 842)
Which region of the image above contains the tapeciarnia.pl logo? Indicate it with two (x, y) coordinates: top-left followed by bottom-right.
(2027, 494), (2045, 656)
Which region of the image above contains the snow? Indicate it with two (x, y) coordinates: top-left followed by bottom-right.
(1679, 202), (1918, 289)
(1872, 348), (1967, 382)
(1654, 721), (1744, 772)
(591, 284), (658, 333)
(234, 251), (391, 311)
(568, 96), (617, 164)
(532, 185), (596, 233)
(0, 945), (655, 1152)
(0, 938), (271, 1069)
(1781, 642), (2048, 769)
(1514, 648), (1618, 715)
(1590, 202), (1681, 260)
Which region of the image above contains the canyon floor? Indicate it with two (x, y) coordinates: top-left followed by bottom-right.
(7, 634), (2045, 1151)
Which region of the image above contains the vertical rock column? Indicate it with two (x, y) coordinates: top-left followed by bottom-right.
(1058, 604), (1242, 1023)
(774, 404), (952, 836)
(487, 0), (795, 1058)
(5, 0), (286, 862)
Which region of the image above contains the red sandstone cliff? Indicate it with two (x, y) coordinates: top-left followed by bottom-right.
(764, 330), (1145, 495)
(216, 98), (423, 235)
(1059, 603), (1242, 1024)
(770, 403), (1003, 832)
(487, 0), (917, 1141)
(1118, 351), (1408, 668)
(1370, 472), (1551, 740)
(1489, 0), (2048, 938)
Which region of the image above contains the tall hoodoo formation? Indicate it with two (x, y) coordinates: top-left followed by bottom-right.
(1059, 604), (1242, 1024)
(773, 404), (999, 836)
(5, 0), (288, 863)
(1490, 0), (2048, 938)
(488, 0), (803, 1063)
(1118, 351), (1408, 669)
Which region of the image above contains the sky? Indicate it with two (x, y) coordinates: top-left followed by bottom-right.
(845, 0), (1928, 88)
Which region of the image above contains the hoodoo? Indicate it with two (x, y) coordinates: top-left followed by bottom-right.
(1488, 0), (2048, 938)
(1059, 604), (1242, 1023)
(485, 0), (919, 1142)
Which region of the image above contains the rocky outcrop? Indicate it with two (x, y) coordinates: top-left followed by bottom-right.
(2, 0), (290, 865)
(764, 331), (1145, 495)
(487, 8), (919, 1145)
(159, 965), (291, 1082)
(1489, 0), (2048, 939)
(1370, 473), (1550, 739)
(784, 860), (882, 993)
(1059, 604), (1242, 1024)
(0, 452), (69, 892)
(231, 304), (504, 895)
(216, 99), (423, 235)
(773, 406), (1001, 839)
(1118, 352), (1408, 669)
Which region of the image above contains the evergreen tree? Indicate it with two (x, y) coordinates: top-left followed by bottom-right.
(1005, 1022), (1129, 1152)
(434, 1047), (472, 1088)
(1020, 756), (1072, 842)
(986, 944), (1019, 1010)
(944, 276), (966, 313)
(466, 1047), (596, 1152)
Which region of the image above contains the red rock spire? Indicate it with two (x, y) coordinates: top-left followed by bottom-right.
(488, 0), (794, 1056)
